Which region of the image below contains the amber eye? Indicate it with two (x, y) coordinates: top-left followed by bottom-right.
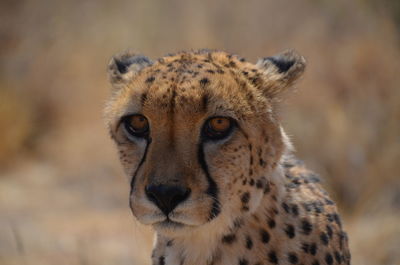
(203, 117), (235, 140)
(123, 114), (149, 138)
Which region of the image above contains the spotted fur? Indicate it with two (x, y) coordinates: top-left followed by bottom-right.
(104, 49), (351, 265)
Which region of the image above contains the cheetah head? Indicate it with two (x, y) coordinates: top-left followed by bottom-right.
(104, 50), (305, 237)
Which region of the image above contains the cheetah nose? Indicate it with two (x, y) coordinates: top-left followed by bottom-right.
(145, 185), (191, 215)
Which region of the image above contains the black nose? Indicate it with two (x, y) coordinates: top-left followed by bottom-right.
(145, 185), (191, 215)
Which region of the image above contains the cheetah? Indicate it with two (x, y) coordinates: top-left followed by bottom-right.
(104, 49), (351, 265)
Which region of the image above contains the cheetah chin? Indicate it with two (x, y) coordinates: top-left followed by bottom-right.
(104, 49), (351, 265)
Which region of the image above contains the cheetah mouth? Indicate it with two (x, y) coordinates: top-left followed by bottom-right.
(154, 218), (185, 229)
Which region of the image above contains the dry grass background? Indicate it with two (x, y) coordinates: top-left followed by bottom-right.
(0, 0), (399, 264)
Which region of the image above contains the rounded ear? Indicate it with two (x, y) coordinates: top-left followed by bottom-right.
(256, 49), (306, 99)
(107, 50), (153, 90)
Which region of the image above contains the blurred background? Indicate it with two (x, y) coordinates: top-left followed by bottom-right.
(0, 0), (399, 264)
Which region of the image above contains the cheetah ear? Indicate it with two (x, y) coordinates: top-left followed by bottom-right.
(256, 49), (306, 99)
(107, 51), (153, 90)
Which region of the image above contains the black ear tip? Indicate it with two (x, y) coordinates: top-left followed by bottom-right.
(114, 58), (129, 74)
(257, 50), (306, 74)
(265, 56), (295, 73)
(112, 54), (152, 74)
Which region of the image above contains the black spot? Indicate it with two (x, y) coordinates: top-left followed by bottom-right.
(268, 251), (278, 264)
(265, 56), (295, 73)
(326, 225), (333, 239)
(325, 253), (333, 265)
(335, 251), (343, 264)
(249, 179), (255, 186)
(326, 213), (334, 222)
(301, 242), (309, 253)
(166, 240), (174, 246)
(146, 76), (155, 83)
(310, 243), (318, 255)
(291, 204), (299, 216)
(222, 233), (237, 244)
(199, 78), (210, 86)
(206, 69), (215, 74)
(303, 202), (313, 212)
(307, 174), (321, 183)
(291, 177), (301, 185)
(268, 218), (276, 229)
(282, 202), (290, 213)
(159, 256), (165, 265)
(333, 213), (342, 228)
(320, 232), (329, 245)
(263, 182), (271, 194)
(324, 198), (335, 205)
(245, 235), (253, 249)
(284, 224), (296, 239)
(312, 201), (324, 214)
(239, 258), (248, 265)
(256, 179), (264, 189)
(312, 260), (320, 265)
(301, 219), (313, 235)
(241, 192), (250, 204)
(338, 231), (348, 249)
(260, 229), (270, 244)
(288, 253), (298, 264)
(217, 69), (225, 74)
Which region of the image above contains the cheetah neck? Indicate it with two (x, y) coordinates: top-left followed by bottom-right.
(151, 165), (286, 265)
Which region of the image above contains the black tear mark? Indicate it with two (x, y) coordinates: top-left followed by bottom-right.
(129, 137), (152, 193)
(198, 144), (220, 220)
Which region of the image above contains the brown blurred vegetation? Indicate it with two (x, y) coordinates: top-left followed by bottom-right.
(0, 0), (399, 264)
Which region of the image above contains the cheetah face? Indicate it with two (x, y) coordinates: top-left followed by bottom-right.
(105, 50), (305, 236)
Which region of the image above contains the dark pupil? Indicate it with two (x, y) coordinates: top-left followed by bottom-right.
(134, 117), (145, 129)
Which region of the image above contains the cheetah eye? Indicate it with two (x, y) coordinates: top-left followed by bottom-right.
(202, 116), (235, 141)
(122, 114), (149, 138)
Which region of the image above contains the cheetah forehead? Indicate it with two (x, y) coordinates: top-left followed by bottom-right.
(105, 49), (306, 125)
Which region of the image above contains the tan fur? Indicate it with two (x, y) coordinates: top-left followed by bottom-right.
(104, 49), (350, 265)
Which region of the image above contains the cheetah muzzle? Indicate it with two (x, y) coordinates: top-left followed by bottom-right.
(104, 49), (351, 265)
